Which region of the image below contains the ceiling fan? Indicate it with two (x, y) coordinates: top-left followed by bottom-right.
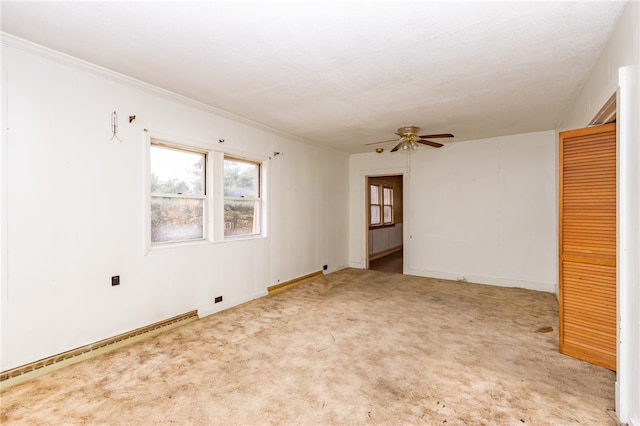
(365, 126), (454, 152)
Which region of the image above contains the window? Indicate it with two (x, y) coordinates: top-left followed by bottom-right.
(383, 186), (393, 224)
(150, 143), (206, 244)
(369, 184), (393, 227)
(224, 157), (261, 237)
(370, 184), (381, 225)
(146, 136), (266, 249)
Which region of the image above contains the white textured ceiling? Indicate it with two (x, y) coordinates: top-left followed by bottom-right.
(0, 1), (628, 153)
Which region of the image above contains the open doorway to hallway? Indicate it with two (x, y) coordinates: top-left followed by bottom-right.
(366, 175), (403, 274)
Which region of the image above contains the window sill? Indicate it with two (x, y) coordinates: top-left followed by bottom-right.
(369, 224), (396, 230)
(223, 234), (267, 243)
(148, 239), (210, 253)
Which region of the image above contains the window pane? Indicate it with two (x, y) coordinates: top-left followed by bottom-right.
(224, 158), (259, 198)
(383, 205), (392, 223)
(151, 197), (204, 243)
(224, 200), (259, 236)
(370, 185), (379, 204)
(151, 145), (205, 196)
(371, 205), (381, 225)
(383, 187), (392, 205)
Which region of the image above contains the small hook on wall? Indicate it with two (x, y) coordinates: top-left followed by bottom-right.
(129, 115), (136, 123)
(110, 111), (123, 142)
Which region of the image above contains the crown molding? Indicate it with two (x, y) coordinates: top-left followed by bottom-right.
(0, 32), (329, 151)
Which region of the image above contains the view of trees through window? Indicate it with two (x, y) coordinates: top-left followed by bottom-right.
(224, 157), (260, 237)
(150, 144), (205, 243)
(148, 142), (263, 245)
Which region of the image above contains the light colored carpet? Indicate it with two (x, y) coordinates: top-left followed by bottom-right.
(0, 269), (615, 425)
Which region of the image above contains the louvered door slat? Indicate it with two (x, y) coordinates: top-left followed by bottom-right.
(559, 122), (616, 371)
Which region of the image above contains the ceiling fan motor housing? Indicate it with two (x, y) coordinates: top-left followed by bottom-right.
(397, 125), (420, 136)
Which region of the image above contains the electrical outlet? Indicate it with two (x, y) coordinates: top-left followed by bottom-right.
(215, 296), (223, 303)
(111, 275), (120, 286)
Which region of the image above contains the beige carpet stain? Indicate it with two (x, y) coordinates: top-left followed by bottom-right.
(1, 269), (615, 425)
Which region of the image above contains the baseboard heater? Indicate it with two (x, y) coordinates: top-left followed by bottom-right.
(267, 270), (323, 296)
(0, 310), (198, 391)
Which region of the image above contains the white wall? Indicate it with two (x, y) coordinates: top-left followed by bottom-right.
(350, 131), (557, 293)
(0, 36), (349, 370)
(559, 2), (639, 424)
(408, 132), (557, 291)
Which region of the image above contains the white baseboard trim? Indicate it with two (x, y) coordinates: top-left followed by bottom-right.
(349, 260), (364, 268)
(197, 290), (268, 318)
(405, 268), (556, 293)
(324, 264), (349, 275)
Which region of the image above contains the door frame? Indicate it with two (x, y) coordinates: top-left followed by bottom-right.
(364, 172), (408, 271)
(615, 67), (638, 421)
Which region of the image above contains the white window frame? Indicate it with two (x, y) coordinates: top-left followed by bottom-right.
(144, 132), (214, 253)
(148, 139), (209, 247)
(370, 184), (382, 226)
(143, 131), (268, 254)
(382, 186), (394, 225)
(223, 156), (262, 239)
(369, 183), (394, 228)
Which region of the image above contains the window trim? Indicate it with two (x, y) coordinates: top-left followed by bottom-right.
(144, 131), (216, 254)
(382, 186), (394, 225)
(223, 155), (262, 239)
(149, 142), (208, 246)
(369, 183), (395, 229)
(143, 131), (268, 254)
(369, 184), (381, 226)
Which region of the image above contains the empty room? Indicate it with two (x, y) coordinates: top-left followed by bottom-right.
(1, 1), (639, 425)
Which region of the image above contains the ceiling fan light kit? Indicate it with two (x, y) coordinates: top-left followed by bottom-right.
(400, 138), (419, 152)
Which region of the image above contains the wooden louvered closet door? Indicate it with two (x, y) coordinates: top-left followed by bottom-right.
(559, 122), (616, 371)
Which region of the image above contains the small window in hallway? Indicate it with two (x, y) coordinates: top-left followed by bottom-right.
(370, 184), (394, 227)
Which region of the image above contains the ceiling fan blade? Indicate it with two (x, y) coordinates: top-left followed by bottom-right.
(363, 138), (399, 146)
(390, 142), (403, 152)
(418, 133), (454, 139)
(417, 140), (444, 148)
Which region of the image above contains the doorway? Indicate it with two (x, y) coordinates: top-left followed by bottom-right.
(366, 175), (403, 274)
